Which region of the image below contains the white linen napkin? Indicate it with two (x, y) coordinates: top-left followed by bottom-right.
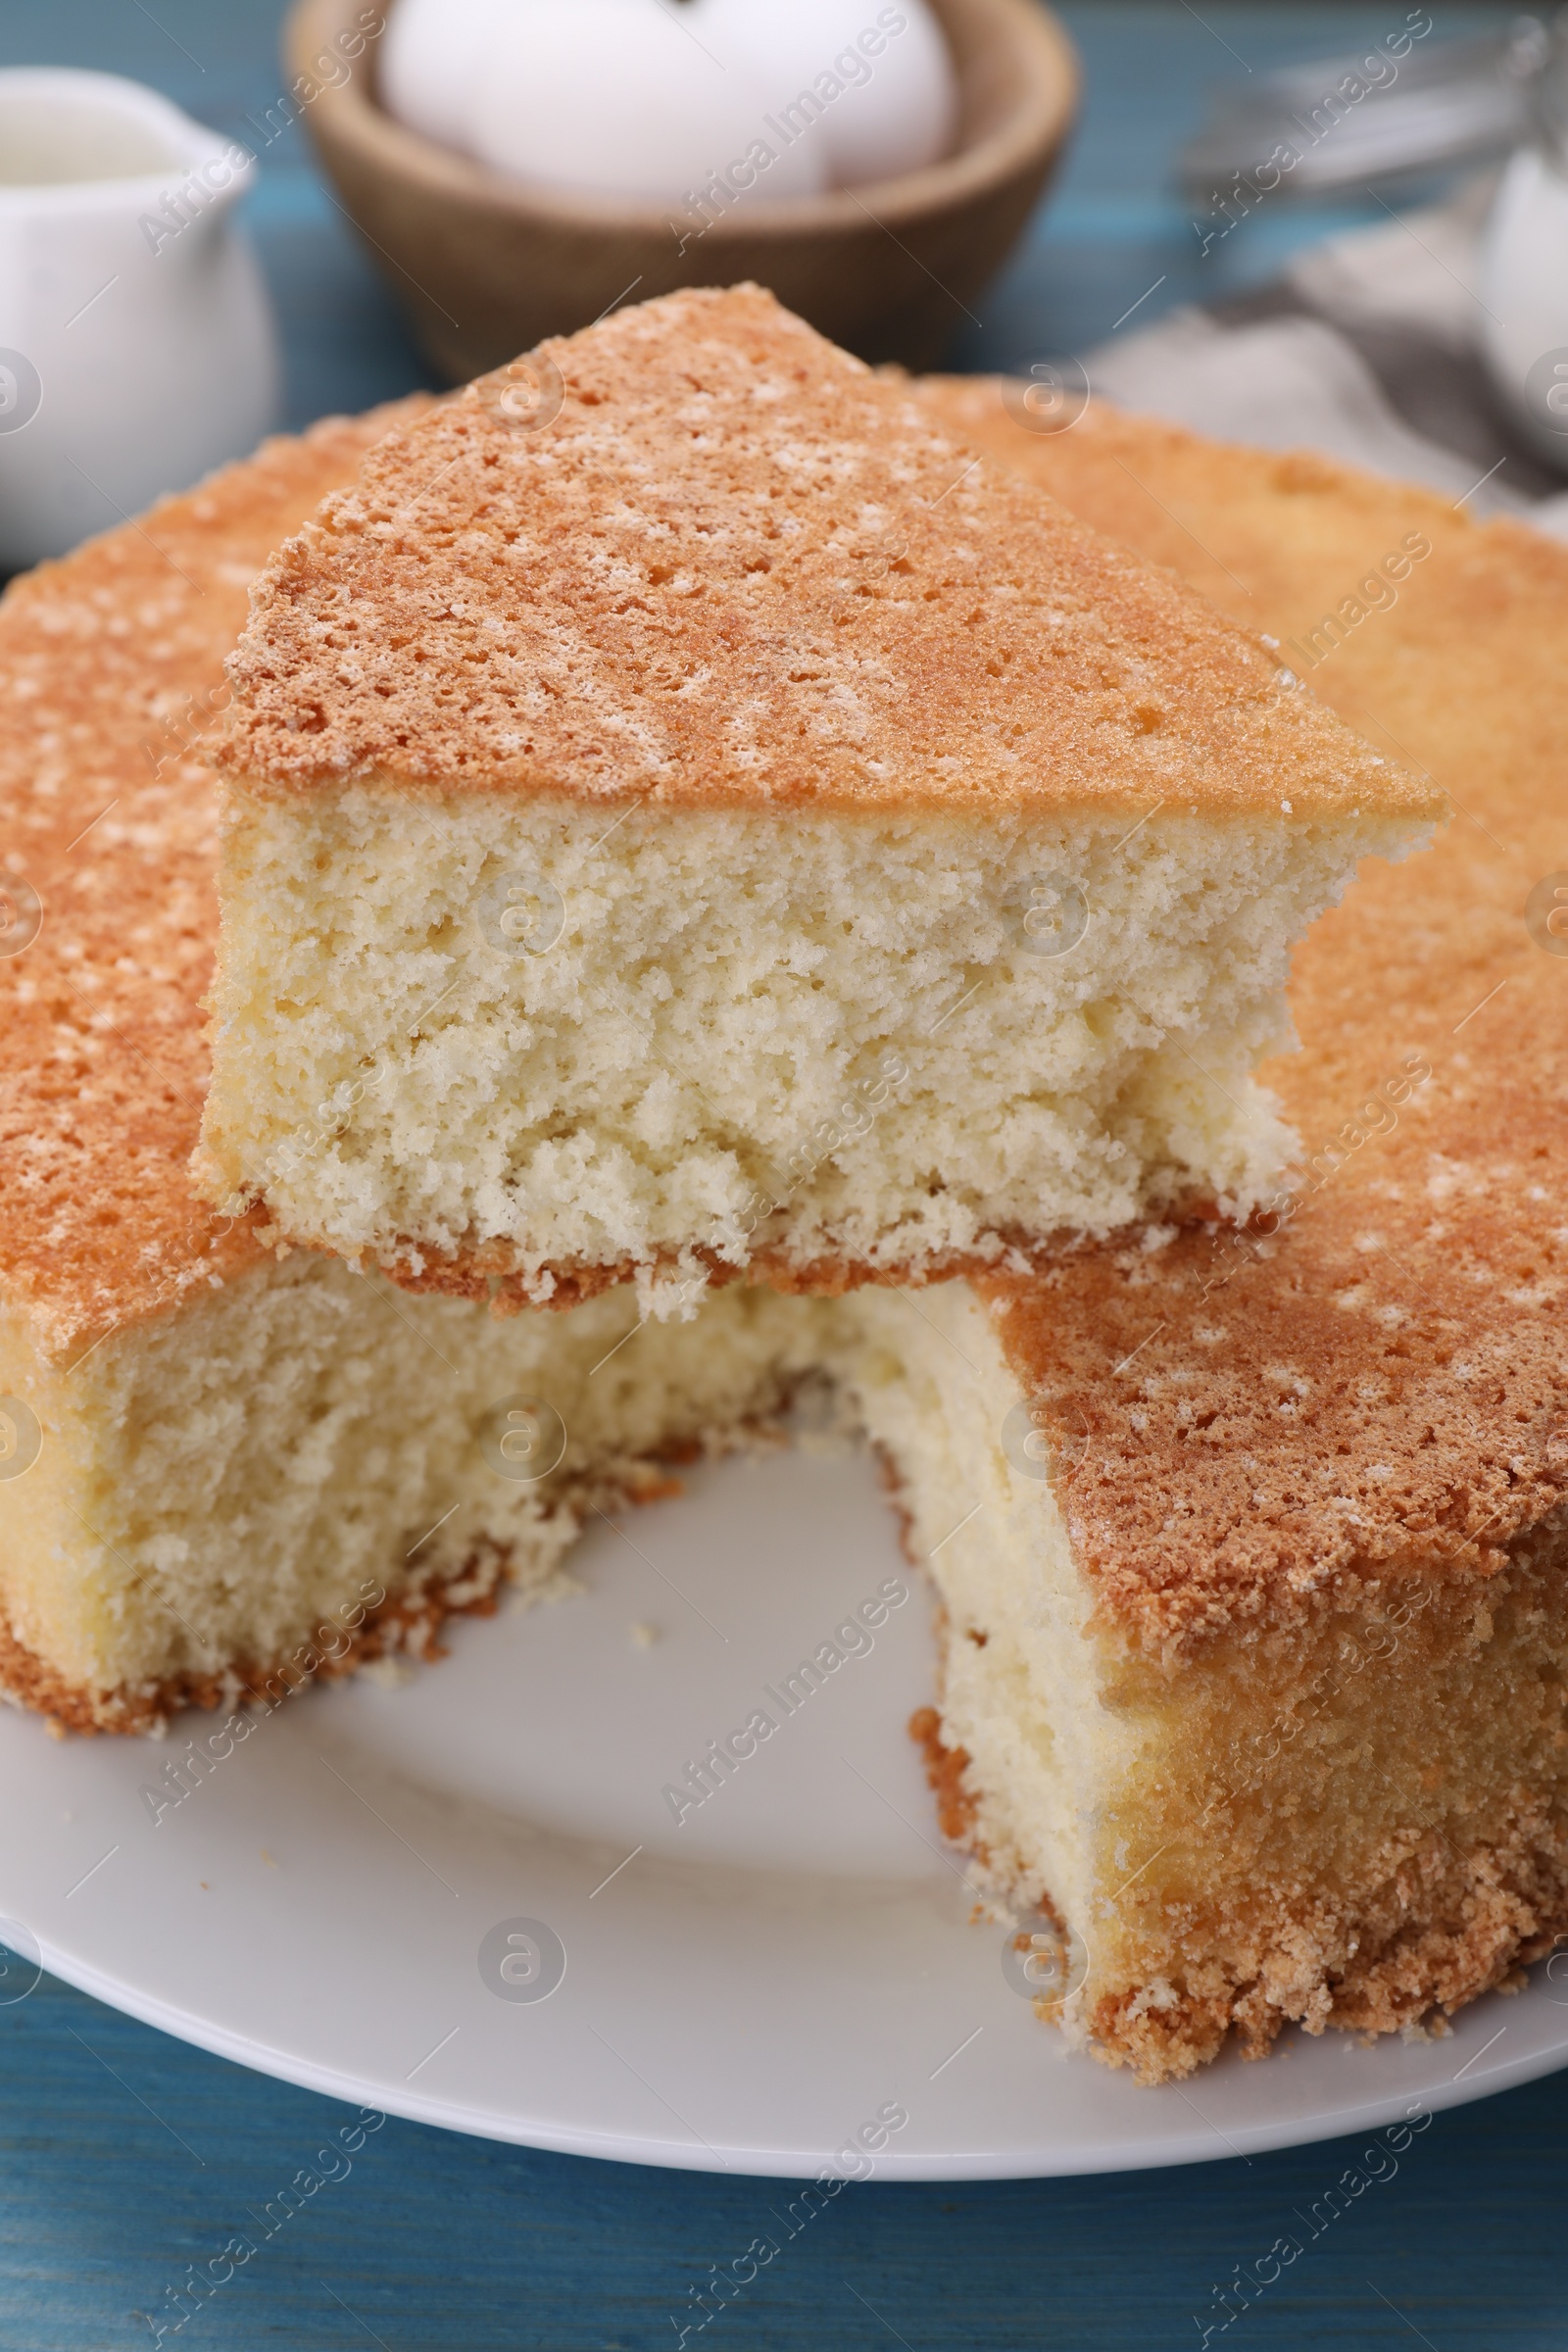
(1078, 176), (1568, 539)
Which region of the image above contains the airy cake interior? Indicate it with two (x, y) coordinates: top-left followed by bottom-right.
(202, 783), (1415, 1301)
(0, 1265), (829, 1727)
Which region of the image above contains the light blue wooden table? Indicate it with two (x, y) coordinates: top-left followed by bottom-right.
(1, 5), (1556, 2346)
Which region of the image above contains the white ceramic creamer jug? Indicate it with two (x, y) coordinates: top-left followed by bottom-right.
(0, 68), (279, 572)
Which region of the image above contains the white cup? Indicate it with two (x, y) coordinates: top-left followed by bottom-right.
(0, 68), (280, 572)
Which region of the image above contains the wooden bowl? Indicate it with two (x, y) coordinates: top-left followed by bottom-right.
(282, 0), (1079, 379)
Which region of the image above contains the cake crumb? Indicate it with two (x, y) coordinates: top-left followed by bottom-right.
(362, 1655), (416, 1690)
(629, 1621), (659, 1648)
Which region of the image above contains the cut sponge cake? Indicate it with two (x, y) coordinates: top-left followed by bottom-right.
(195, 286), (1438, 1306)
(2, 394), (1562, 2088)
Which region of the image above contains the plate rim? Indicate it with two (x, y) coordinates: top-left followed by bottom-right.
(31, 1932), (1568, 2180)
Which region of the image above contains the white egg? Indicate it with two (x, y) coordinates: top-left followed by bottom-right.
(704, 0), (957, 187)
(381, 0), (955, 204)
(468, 0), (828, 206)
(379, 0), (504, 156)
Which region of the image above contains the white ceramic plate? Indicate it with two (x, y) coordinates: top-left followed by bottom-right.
(2, 1444), (1563, 2178)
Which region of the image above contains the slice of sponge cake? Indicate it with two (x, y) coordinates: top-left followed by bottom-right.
(194, 286), (1439, 1309)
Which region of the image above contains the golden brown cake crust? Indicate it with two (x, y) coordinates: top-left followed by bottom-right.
(366, 1220), (1172, 1312)
(216, 287), (1429, 824)
(913, 381), (1568, 1654)
(0, 400), (430, 1358)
